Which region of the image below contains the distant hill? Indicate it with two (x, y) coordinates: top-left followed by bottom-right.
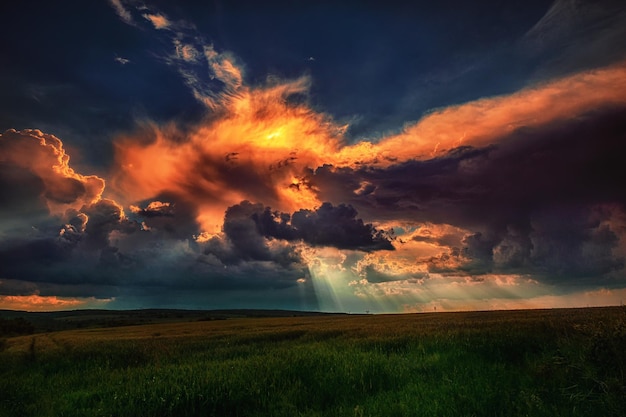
(0, 309), (346, 334)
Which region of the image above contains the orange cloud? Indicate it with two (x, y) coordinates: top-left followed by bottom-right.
(0, 294), (112, 312)
(0, 129), (105, 215)
(203, 45), (243, 92)
(143, 13), (169, 29)
(112, 78), (345, 232)
(112, 60), (626, 234)
(337, 60), (626, 164)
(174, 40), (198, 62)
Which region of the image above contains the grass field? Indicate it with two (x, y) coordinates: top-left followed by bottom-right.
(1, 307), (625, 416)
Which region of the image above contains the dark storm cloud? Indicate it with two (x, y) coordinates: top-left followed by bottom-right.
(225, 200), (394, 252)
(0, 163), (48, 220)
(0, 209), (307, 300)
(80, 199), (127, 250)
(223, 201), (289, 263)
(129, 195), (200, 239)
(309, 106), (626, 284)
(0, 130), (306, 300)
(288, 203), (394, 251)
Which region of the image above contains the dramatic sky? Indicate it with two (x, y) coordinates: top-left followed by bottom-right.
(1, 0), (626, 312)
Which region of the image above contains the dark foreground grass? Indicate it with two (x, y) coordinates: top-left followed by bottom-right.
(1, 307), (625, 416)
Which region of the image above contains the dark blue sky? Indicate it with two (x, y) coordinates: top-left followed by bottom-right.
(1, 0), (582, 165)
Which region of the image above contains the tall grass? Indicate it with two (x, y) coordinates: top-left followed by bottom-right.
(1, 307), (624, 416)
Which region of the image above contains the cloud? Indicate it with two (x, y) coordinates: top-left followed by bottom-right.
(174, 43), (245, 109)
(174, 41), (198, 62)
(108, 0), (133, 25)
(306, 103), (626, 285)
(0, 129), (105, 216)
(335, 60), (626, 166)
(168, 42), (244, 109)
(0, 128), (311, 306)
(0, 294), (112, 312)
(111, 77), (342, 232)
(112, 60), (624, 235)
(289, 203), (393, 251)
(222, 201), (280, 262)
(130, 201), (174, 217)
(226, 200), (394, 252)
(80, 199), (128, 250)
(409, 223), (467, 248)
(109, 2), (245, 110)
(106, 58), (626, 291)
(203, 45), (243, 93)
(143, 13), (170, 29)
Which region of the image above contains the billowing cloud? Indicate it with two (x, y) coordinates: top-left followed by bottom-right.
(0, 128), (316, 309)
(0, 129), (104, 216)
(226, 201), (393, 252)
(111, 77), (342, 232)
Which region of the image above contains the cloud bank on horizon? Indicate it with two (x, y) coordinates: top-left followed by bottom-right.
(1, 0), (626, 312)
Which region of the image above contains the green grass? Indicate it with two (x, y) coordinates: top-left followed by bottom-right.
(1, 307), (625, 416)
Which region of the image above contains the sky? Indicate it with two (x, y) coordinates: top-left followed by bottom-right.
(1, 0), (626, 312)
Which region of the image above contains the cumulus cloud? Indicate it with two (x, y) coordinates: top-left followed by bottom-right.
(289, 203), (393, 251)
(0, 129), (105, 216)
(226, 200), (394, 252)
(80, 199), (128, 250)
(0, 128), (313, 308)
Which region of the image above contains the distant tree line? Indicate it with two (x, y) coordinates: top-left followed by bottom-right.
(0, 317), (35, 337)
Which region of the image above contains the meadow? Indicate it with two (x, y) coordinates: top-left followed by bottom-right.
(1, 307), (625, 417)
